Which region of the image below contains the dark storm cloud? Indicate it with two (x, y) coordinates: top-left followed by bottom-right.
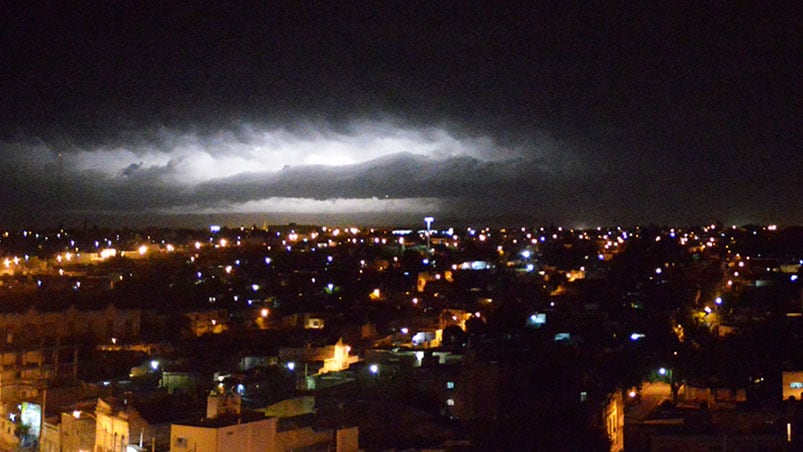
(0, 3), (800, 225)
(0, 120), (575, 213)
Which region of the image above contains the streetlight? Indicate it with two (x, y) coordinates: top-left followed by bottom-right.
(657, 367), (678, 401)
(424, 217), (434, 251)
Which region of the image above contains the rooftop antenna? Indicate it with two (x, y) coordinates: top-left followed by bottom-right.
(424, 216), (434, 252)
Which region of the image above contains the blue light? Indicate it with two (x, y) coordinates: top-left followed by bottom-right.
(554, 333), (570, 342)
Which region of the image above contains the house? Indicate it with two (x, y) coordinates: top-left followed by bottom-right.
(0, 303), (141, 345)
(320, 338), (359, 374)
(279, 338), (356, 372)
(172, 392), (276, 452)
(184, 310), (229, 336)
(171, 390), (358, 452)
(93, 394), (201, 451)
(602, 391), (624, 452)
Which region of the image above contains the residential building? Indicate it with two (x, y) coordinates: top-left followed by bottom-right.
(171, 391), (358, 452)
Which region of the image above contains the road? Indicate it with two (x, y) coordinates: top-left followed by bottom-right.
(625, 381), (672, 423)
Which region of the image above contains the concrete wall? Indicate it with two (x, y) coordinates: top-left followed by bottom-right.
(0, 415), (19, 451)
(95, 410), (131, 452)
(170, 418), (276, 452)
(276, 426), (332, 451)
(216, 419), (275, 452)
(60, 412), (95, 452)
(336, 426), (359, 452)
(171, 424), (217, 452)
(170, 416), (353, 451)
(40, 421), (60, 452)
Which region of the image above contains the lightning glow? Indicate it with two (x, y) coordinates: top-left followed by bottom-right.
(62, 121), (523, 185)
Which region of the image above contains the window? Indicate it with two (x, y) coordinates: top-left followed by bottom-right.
(174, 437), (188, 447)
(446, 381), (455, 389)
(446, 399), (455, 406)
(790, 382), (803, 389)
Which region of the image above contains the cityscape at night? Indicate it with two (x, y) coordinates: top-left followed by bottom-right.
(0, 222), (799, 451)
(0, 2), (800, 452)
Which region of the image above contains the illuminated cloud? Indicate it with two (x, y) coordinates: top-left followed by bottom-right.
(0, 120), (572, 222)
(61, 120), (527, 186)
(4, 117), (792, 226)
(1, 4), (798, 226)
(178, 197), (443, 215)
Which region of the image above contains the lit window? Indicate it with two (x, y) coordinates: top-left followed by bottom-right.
(790, 382), (803, 389)
(446, 399), (455, 406)
(446, 381), (455, 389)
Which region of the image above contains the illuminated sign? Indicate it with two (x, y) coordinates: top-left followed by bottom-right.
(21, 402), (41, 438)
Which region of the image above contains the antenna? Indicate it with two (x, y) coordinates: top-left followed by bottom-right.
(424, 216), (434, 251)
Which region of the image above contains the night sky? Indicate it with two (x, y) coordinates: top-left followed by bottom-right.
(1, 3), (800, 227)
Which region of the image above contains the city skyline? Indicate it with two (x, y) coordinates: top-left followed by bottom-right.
(1, 3), (800, 228)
